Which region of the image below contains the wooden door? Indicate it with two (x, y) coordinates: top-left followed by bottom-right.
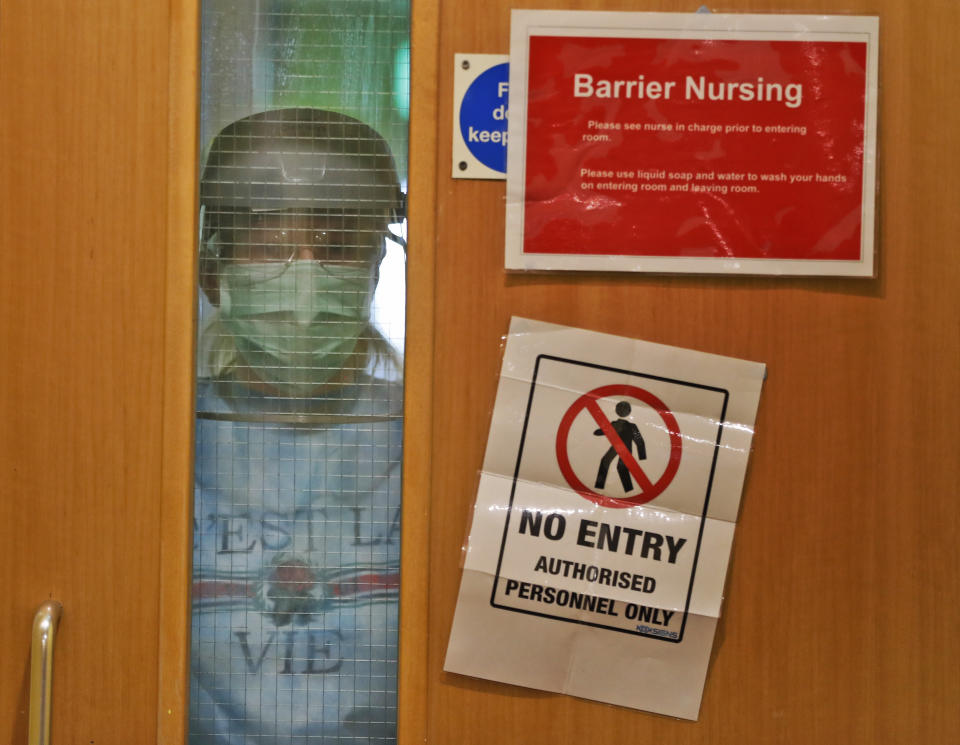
(401, 0), (960, 743)
(0, 1), (195, 741)
(3, 1), (958, 743)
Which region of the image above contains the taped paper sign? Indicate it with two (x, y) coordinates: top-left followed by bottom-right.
(444, 318), (766, 719)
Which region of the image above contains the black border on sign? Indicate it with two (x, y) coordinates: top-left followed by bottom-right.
(489, 354), (730, 644)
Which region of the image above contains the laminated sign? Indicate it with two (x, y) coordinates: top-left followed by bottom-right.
(504, 11), (880, 275)
(445, 318), (765, 719)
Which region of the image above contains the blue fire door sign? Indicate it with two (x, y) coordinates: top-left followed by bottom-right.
(453, 54), (509, 180)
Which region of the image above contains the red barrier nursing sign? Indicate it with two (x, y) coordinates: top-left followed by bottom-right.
(504, 11), (879, 275)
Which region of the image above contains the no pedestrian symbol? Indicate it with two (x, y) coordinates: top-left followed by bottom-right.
(555, 384), (683, 508)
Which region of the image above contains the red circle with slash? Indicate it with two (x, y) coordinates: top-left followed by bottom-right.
(555, 384), (682, 508)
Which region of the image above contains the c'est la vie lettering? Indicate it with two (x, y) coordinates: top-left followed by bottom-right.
(516, 509), (687, 563)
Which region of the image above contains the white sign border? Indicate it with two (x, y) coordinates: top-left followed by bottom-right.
(504, 11), (880, 276)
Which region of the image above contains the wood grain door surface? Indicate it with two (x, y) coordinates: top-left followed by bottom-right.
(410, 1), (960, 744)
(1, 1), (958, 744)
(0, 1), (195, 742)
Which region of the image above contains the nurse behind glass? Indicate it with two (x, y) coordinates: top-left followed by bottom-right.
(190, 108), (404, 745)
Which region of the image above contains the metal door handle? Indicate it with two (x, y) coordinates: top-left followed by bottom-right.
(29, 601), (62, 745)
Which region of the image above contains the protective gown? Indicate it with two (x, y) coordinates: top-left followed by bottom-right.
(190, 374), (402, 744)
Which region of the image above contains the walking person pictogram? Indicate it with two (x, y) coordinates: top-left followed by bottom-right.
(556, 383), (682, 508)
(593, 401), (646, 491)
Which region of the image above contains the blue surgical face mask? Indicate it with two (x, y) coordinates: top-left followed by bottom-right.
(218, 260), (376, 395)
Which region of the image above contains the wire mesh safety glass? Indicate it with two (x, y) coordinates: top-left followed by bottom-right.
(190, 3), (409, 743)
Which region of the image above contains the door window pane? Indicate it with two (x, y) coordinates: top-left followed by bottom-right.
(190, 3), (409, 742)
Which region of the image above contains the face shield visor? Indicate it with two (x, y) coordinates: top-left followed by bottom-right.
(198, 109), (404, 396)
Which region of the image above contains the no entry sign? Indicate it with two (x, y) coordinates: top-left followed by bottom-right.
(556, 383), (682, 508)
(446, 318), (766, 719)
(504, 11), (879, 275)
